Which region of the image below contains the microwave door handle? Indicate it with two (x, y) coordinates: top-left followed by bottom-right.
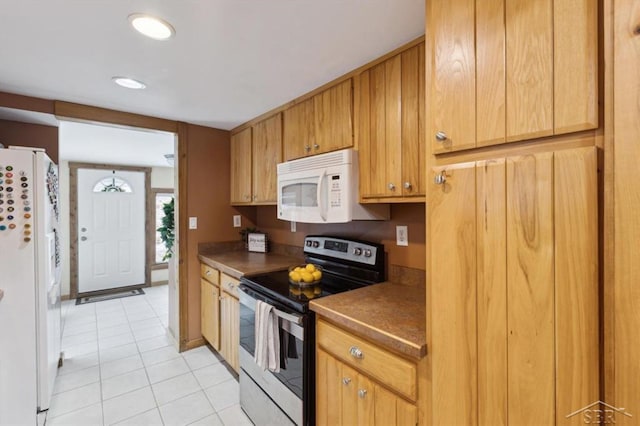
(317, 171), (327, 222)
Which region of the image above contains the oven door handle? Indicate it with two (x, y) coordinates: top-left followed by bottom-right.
(238, 288), (303, 326)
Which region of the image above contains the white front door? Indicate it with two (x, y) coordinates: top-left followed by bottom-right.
(78, 168), (145, 293)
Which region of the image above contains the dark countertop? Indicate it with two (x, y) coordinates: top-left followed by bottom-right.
(310, 282), (427, 359)
(198, 251), (303, 279)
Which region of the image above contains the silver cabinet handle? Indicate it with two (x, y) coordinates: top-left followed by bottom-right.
(205, 270), (211, 276)
(313, 144), (320, 150)
(358, 389), (367, 399)
(305, 145), (311, 152)
(349, 346), (364, 359)
(342, 377), (351, 386)
(434, 171), (447, 185)
(388, 183), (396, 191)
(81, 236), (88, 241)
(403, 182), (412, 190)
(435, 131), (448, 141)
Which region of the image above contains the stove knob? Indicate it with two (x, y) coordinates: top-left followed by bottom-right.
(364, 249), (372, 258)
(312, 240), (320, 248)
(353, 247), (362, 256)
(306, 240), (312, 247)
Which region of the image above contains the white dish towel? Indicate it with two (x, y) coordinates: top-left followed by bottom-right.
(254, 300), (280, 373)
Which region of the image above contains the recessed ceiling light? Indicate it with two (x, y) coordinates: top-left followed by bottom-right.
(112, 77), (147, 90)
(128, 13), (175, 40)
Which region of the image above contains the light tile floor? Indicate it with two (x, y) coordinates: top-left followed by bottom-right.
(50, 285), (253, 426)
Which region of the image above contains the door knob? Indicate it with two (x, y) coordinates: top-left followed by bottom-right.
(305, 145), (311, 152)
(434, 171), (447, 185)
(358, 389), (367, 399)
(435, 131), (448, 142)
(403, 182), (412, 190)
(388, 183), (396, 191)
(313, 144), (320, 150)
(81, 236), (88, 241)
(342, 377), (351, 385)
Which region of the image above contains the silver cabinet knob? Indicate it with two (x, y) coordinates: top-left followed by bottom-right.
(205, 270), (211, 276)
(252, 195), (257, 201)
(313, 144), (320, 150)
(80, 236), (88, 241)
(342, 377), (351, 386)
(388, 183), (396, 191)
(305, 145), (311, 152)
(349, 346), (364, 359)
(434, 171), (447, 185)
(435, 131), (448, 141)
(358, 389), (367, 399)
(403, 182), (412, 190)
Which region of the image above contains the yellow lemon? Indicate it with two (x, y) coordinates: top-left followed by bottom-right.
(289, 271), (302, 282)
(305, 263), (316, 273)
(312, 270), (322, 281)
(301, 272), (314, 283)
(294, 266), (304, 273)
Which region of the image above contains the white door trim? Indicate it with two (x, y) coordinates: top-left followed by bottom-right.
(69, 162), (152, 297)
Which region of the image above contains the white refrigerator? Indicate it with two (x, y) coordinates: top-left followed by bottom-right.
(0, 146), (62, 425)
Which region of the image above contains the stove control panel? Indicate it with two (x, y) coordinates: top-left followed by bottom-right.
(304, 236), (381, 266)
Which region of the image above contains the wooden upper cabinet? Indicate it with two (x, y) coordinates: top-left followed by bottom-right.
(358, 42), (426, 200)
(283, 98), (315, 161)
(252, 113), (282, 204)
(314, 79), (353, 155)
(230, 127), (252, 204)
(428, 0), (597, 154)
(283, 79), (354, 161)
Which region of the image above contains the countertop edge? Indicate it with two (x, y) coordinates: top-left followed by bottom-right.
(310, 301), (427, 360)
(198, 254), (244, 279)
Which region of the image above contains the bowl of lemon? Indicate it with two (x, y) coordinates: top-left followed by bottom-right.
(288, 263), (323, 287)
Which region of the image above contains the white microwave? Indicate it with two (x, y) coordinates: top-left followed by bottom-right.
(276, 149), (389, 223)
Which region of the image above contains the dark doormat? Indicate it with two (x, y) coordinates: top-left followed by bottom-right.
(76, 288), (145, 305)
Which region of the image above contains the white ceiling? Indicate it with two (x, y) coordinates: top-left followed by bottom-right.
(59, 121), (175, 168)
(0, 1), (425, 130)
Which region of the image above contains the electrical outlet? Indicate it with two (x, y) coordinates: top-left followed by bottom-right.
(396, 225), (408, 246)
(233, 215), (242, 227)
(189, 217), (198, 230)
(291, 221), (297, 232)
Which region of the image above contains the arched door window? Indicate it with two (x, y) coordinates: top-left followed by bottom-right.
(93, 176), (133, 193)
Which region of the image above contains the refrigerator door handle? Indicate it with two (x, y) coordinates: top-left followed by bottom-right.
(0, 289), (4, 301)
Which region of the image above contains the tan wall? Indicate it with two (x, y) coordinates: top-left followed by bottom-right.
(0, 119), (59, 163)
(255, 203), (426, 271)
(184, 124), (257, 343)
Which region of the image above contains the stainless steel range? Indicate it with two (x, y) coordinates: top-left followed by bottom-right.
(238, 235), (386, 425)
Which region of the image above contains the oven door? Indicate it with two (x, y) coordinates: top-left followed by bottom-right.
(238, 286), (306, 425)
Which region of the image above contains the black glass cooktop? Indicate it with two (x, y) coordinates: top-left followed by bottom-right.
(240, 269), (368, 314)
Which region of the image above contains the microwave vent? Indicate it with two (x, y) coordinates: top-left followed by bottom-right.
(277, 149), (353, 174)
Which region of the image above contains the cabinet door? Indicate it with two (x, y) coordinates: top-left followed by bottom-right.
(200, 279), (220, 351)
(316, 349), (343, 426)
(219, 292), (239, 373)
(230, 127), (252, 204)
(252, 113), (282, 204)
(428, 0), (476, 154)
(283, 98), (315, 161)
(314, 79), (353, 155)
(400, 43), (426, 196)
(374, 384), (417, 426)
(429, 161), (478, 425)
(428, 148), (598, 425)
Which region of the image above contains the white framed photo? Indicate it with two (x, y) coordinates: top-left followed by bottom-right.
(247, 233), (268, 253)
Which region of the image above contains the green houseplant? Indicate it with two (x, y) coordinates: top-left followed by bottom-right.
(157, 198), (175, 260)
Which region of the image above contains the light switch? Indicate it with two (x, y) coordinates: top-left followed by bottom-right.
(189, 217), (198, 230)
(396, 225), (408, 246)
(233, 215), (241, 227)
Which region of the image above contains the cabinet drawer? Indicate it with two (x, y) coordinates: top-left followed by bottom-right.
(201, 264), (220, 285)
(316, 319), (417, 401)
(220, 273), (240, 298)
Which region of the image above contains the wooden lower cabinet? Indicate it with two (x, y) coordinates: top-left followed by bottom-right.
(200, 279), (220, 351)
(316, 319), (421, 426)
(428, 146), (598, 424)
(220, 273), (240, 373)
